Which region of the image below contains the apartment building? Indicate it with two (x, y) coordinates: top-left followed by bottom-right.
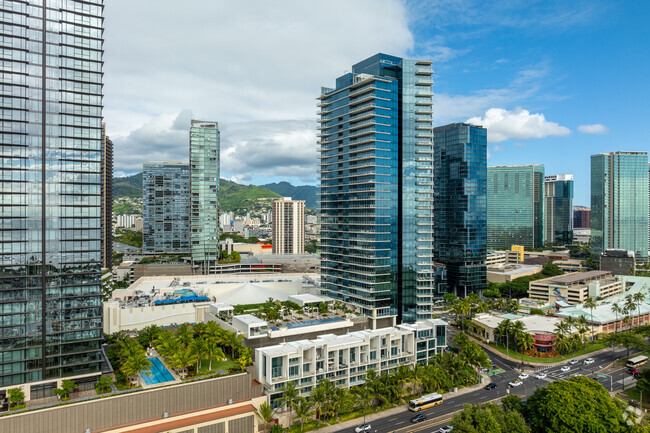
(255, 320), (447, 405)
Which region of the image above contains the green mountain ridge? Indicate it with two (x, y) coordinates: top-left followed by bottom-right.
(260, 181), (319, 209)
(112, 173), (283, 213)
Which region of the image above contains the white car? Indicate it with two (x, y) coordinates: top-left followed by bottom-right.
(439, 427), (454, 433)
(584, 358), (595, 365)
(535, 372), (547, 379)
(508, 379), (523, 387)
(561, 366), (571, 372)
(569, 359), (579, 365)
(518, 373), (529, 380)
(355, 424), (371, 433)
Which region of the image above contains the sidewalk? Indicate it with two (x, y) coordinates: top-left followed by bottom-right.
(310, 379), (488, 433)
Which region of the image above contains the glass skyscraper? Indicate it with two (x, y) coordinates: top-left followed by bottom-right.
(434, 123), (487, 296)
(0, 1), (104, 391)
(143, 162), (190, 254)
(487, 165), (545, 250)
(544, 174), (573, 245)
(190, 120), (220, 272)
(591, 152), (649, 262)
(319, 53), (444, 323)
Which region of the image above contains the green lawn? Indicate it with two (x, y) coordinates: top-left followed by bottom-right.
(197, 358), (238, 374)
(623, 388), (649, 408)
(488, 340), (608, 364)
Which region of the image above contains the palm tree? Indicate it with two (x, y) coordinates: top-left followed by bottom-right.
(563, 316), (577, 334)
(293, 397), (313, 432)
(612, 303), (624, 333)
(154, 331), (180, 360)
(138, 325), (161, 348)
(171, 347), (196, 378)
(330, 387), (351, 422)
(583, 297), (597, 341)
(633, 292), (646, 328)
(121, 350), (152, 385)
(352, 384), (373, 424)
(517, 332), (535, 354)
(311, 385), (327, 420)
(280, 381), (299, 425)
(254, 402), (276, 433)
(175, 323), (193, 346)
(224, 331), (244, 358)
(189, 337), (207, 373)
(511, 320), (526, 349)
(555, 334), (570, 355)
(625, 296), (637, 328)
(205, 339), (225, 371)
(554, 321), (569, 337)
(411, 362), (425, 395)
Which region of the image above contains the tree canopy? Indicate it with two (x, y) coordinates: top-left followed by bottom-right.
(451, 402), (530, 433)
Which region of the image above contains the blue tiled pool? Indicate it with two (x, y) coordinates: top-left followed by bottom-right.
(141, 357), (175, 385)
(285, 316), (344, 329)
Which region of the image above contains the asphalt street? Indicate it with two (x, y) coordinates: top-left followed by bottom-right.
(334, 346), (637, 433)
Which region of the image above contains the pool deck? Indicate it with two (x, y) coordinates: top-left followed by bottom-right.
(139, 349), (182, 390)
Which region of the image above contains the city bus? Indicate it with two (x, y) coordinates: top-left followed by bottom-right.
(408, 393), (443, 412)
(627, 355), (648, 369)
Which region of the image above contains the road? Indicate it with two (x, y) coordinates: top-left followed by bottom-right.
(334, 346), (636, 433)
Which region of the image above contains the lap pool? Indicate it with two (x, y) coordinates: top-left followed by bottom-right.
(141, 357), (175, 385)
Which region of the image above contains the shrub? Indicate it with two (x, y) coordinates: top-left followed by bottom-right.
(530, 308), (544, 315)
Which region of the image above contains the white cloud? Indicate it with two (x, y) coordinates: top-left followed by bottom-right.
(578, 123), (610, 134)
(493, 145), (504, 152)
(467, 107), (570, 143)
(104, 0), (413, 180)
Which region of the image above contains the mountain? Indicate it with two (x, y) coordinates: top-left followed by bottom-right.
(260, 181), (318, 209)
(218, 178), (280, 212)
(113, 173), (142, 198)
(112, 173), (281, 213)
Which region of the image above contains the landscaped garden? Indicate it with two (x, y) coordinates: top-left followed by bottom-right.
(105, 321), (252, 389)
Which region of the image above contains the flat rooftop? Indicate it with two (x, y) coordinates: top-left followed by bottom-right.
(548, 270), (611, 284)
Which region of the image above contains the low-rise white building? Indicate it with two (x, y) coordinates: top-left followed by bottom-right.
(255, 320), (447, 406)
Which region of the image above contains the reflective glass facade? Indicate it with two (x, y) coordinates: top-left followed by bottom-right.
(319, 54), (444, 323)
(487, 165), (545, 250)
(143, 162), (190, 254)
(591, 152), (649, 262)
(0, 0), (104, 387)
(434, 123), (487, 296)
(190, 120), (219, 271)
(544, 175), (573, 245)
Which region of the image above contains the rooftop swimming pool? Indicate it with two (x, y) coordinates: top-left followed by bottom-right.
(141, 357), (175, 385)
(285, 316), (344, 329)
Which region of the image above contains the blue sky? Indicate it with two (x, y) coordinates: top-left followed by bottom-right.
(105, 1), (650, 206)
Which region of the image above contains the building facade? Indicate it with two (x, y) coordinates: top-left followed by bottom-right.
(0, 1), (104, 393)
(318, 53), (444, 323)
(255, 320), (447, 405)
(190, 120), (220, 272)
(600, 249), (636, 276)
(102, 126), (113, 268)
(544, 174), (573, 245)
(487, 165), (545, 250)
(591, 152), (649, 262)
(528, 270), (622, 305)
(272, 197), (305, 255)
(142, 162), (190, 254)
(573, 206), (591, 229)
(433, 123), (487, 296)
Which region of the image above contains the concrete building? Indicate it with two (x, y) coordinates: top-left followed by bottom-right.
(544, 174), (574, 245)
(528, 270), (622, 306)
(0, 1), (105, 394)
(591, 151), (649, 262)
(116, 214), (138, 228)
(272, 197), (305, 255)
(434, 123), (488, 296)
(190, 120), (220, 272)
(319, 54), (445, 322)
(142, 162), (190, 254)
(573, 228), (591, 244)
(486, 252), (507, 266)
(255, 319), (447, 405)
(486, 264), (543, 283)
(600, 249), (636, 276)
(487, 165), (545, 250)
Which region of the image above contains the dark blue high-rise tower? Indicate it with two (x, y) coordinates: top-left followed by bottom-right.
(434, 123), (487, 296)
(318, 54), (445, 323)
